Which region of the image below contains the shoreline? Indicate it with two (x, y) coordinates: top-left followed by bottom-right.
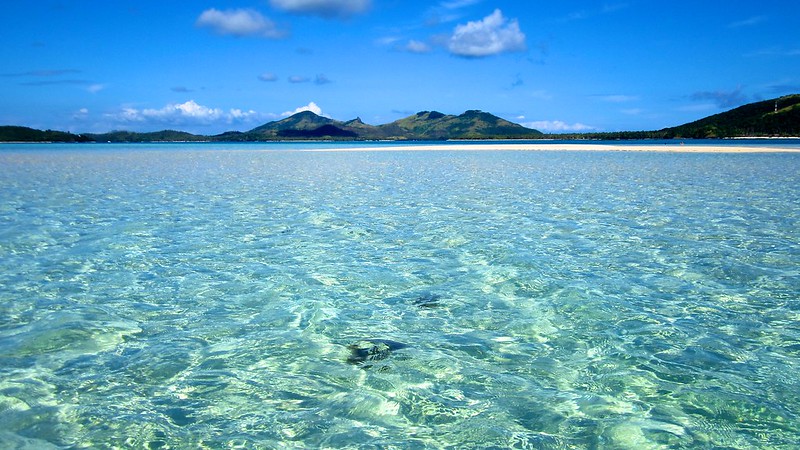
(2, 141), (799, 153)
(309, 143), (800, 153)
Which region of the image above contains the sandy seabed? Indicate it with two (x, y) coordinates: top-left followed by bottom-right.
(314, 143), (800, 153)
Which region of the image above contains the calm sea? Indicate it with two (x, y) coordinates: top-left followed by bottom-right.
(1, 142), (799, 448)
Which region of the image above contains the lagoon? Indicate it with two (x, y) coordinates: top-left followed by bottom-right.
(1, 143), (799, 448)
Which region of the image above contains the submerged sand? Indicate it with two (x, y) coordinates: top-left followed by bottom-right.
(314, 142), (800, 153)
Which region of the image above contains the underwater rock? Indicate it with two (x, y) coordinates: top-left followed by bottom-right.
(346, 339), (408, 365)
(384, 291), (444, 309)
(411, 292), (442, 308)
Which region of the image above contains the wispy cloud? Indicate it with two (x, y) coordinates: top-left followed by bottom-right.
(424, 0), (482, 25)
(315, 74), (333, 85)
(447, 9), (526, 57)
(196, 9), (286, 38)
(405, 40), (432, 53)
(745, 47), (800, 57)
(440, 0), (482, 10)
(269, 0), (371, 19)
(258, 73), (279, 82)
(3, 68), (106, 93)
(764, 78), (800, 93)
(690, 87), (749, 108)
(288, 75), (310, 83)
(728, 15), (766, 28)
(525, 120), (596, 132)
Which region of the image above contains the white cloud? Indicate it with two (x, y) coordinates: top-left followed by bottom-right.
(405, 40), (432, 53)
(196, 8), (285, 38)
(258, 72), (279, 82)
(447, 9), (526, 57)
(288, 75), (310, 83)
(87, 83), (105, 94)
(269, 0), (370, 19)
(281, 102), (326, 117)
(525, 120), (596, 133)
(72, 108), (90, 120)
(110, 100), (263, 127)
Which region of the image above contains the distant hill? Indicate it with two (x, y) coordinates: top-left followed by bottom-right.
(662, 94), (800, 138)
(241, 109), (542, 140)
(380, 110), (541, 140)
(85, 129), (207, 142)
(0, 126), (91, 142)
(246, 111), (352, 139)
(546, 94), (800, 140)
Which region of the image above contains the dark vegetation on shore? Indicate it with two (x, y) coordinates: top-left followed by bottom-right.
(549, 94), (800, 140)
(2, 95), (798, 143)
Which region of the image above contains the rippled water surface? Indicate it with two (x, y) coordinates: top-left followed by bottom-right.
(1, 144), (799, 448)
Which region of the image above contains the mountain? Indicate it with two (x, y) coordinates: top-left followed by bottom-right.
(662, 94), (800, 138)
(238, 109), (542, 140)
(240, 111), (364, 139)
(380, 110), (542, 140)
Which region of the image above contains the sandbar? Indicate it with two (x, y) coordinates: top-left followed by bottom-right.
(311, 143), (800, 153)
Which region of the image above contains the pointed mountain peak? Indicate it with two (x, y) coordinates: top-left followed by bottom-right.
(415, 111), (447, 120)
(345, 117), (365, 125)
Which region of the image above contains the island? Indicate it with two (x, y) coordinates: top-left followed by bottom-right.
(1, 94), (798, 143)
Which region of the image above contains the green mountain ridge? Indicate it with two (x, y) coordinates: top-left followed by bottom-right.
(239, 109), (542, 141)
(550, 94), (800, 140)
(0, 126), (93, 143)
(664, 94), (800, 138)
(0, 109), (542, 142)
(1, 95), (798, 142)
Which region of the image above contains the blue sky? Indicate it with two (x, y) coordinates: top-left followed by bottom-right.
(1, 0), (798, 134)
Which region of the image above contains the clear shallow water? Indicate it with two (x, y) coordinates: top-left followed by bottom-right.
(1, 144), (799, 449)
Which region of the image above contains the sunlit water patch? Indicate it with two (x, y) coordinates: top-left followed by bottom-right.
(1, 145), (799, 448)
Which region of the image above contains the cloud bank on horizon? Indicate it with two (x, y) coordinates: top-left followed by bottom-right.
(2, 1), (798, 134)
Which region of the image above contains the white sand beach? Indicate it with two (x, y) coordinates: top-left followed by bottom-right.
(314, 142), (800, 153)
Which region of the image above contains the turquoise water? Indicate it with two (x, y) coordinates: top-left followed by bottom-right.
(1, 144), (799, 448)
